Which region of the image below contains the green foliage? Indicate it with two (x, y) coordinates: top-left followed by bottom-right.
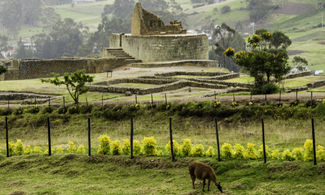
(0, 65), (7, 75)
(221, 143), (233, 158)
(304, 139), (313, 161)
(142, 137), (158, 156)
(24, 145), (32, 155)
(271, 150), (281, 160)
(192, 144), (205, 157)
(205, 146), (215, 157)
(26, 106), (40, 114)
(80, 104), (93, 114)
(14, 139), (25, 155)
(165, 140), (180, 156)
(292, 147), (304, 161)
(77, 145), (85, 154)
(33, 146), (43, 154)
(13, 108), (24, 115)
(111, 140), (121, 155)
(133, 140), (142, 155)
(317, 145), (325, 161)
(180, 139), (192, 157)
(42, 106), (53, 114)
(67, 141), (77, 153)
(41, 70), (94, 104)
(244, 143), (257, 160)
(57, 106), (67, 114)
(56, 146), (64, 154)
(221, 5), (231, 14)
(68, 106), (80, 114)
(257, 145), (270, 158)
(97, 135), (111, 155)
(270, 31), (292, 49)
(282, 150), (294, 161)
(233, 144), (245, 159)
(251, 83), (279, 95)
(122, 139), (131, 155)
(292, 56), (308, 67)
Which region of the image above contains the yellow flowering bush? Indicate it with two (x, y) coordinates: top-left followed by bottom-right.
(14, 139), (25, 155)
(192, 144), (205, 157)
(56, 146), (64, 154)
(244, 143), (257, 159)
(282, 150), (294, 161)
(317, 145), (325, 161)
(233, 144), (245, 159)
(33, 146), (43, 154)
(97, 135), (111, 155)
(205, 146), (215, 157)
(224, 47), (235, 57)
(133, 140), (142, 155)
(142, 137), (158, 156)
(111, 140), (121, 155)
(303, 139), (313, 161)
(180, 139), (192, 157)
(221, 143), (233, 158)
(257, 145), (270, 158)
(67, 141), (77, 153)
(77, 145), (86, 154)
(122, 139), (131, 155)
(292, 147), (304, 161)
(165, 140), (180, 156)
(271, 149), (281, 160)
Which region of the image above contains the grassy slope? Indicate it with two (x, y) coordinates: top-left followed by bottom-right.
(0, 154), (324, 194)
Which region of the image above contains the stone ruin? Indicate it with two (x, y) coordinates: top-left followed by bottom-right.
(131, 3), (186, 35)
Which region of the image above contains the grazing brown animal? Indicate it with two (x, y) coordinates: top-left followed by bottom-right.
(189, 161), (223, 192)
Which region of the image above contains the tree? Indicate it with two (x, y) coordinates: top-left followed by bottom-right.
(292, 56), (308, 71)
(270, 31), (291, 49)
(0, 35), (11, 58)
(225, 31), (291, 94)
(41, 70), (94, 105)
(213, 23), (246, 72)
(15, 38), (34, 59)
(0, 66), (7, 75)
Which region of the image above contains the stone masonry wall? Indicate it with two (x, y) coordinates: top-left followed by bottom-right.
(2, 58), (131, 80)
(120, 34), (209, 62)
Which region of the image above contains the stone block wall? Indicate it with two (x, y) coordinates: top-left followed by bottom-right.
(2, 58), (131, 80)
(119, 34), (208, 62)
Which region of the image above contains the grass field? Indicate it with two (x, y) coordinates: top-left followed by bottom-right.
(0, 154), (324, 194)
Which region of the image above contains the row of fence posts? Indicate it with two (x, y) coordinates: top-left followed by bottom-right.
(3, 116), (318, 165)
(2, 90), (319, 110)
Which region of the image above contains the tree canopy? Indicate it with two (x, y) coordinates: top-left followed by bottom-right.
(225, 30), (291, 94)
(41, 70), (94, 105)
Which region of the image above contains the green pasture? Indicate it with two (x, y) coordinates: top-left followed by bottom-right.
(0, 154), (324, 195)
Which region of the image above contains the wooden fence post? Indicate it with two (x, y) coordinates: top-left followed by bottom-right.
(102, 94), (104, 107)
(63, 96), (65, 108)
(7, 99), (9, 110)
(165, 93), (168, 104)
(262, 119), (266, 163)
(296, 89), (298, 101)
(233, 94), (235, 102)
(130, 117), (134, 159)
(135, 94), (138, 104)
(312, 118), (317, 165)
(88, 118), (91, 156)
(215, 119), (221, 161)
(169, 118), (175, 162)
(48, 97), (51, 107)
(5, 117), (9, 157)
(311, 91), (313, 101)
(151, 94), (154, 105)
(48, 117), (51, 156)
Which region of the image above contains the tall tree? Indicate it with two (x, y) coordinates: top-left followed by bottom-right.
(15, 39), (34, 59)
(0, 35), (10, 58)
(225, 31), (291, 94)
(213, 23), (246, 72)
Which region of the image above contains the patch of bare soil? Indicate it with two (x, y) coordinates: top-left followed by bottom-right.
(318, 41), (325, 45)
(273, 2), (316, 15)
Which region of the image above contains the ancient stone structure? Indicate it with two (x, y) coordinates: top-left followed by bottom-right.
(104, 3), (209, 62)
(1, 58), (139, 80)
(131, 3), (186, 35)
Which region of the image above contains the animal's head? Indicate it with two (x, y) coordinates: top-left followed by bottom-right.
(215, 182), (223, 193)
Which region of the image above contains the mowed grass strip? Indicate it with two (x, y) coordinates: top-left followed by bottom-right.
(0, 154), (324, 195)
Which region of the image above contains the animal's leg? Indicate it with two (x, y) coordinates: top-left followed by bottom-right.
(191, 176), (196, 189)
(202, 179), (206, 192)
(208, 179), (210, 191)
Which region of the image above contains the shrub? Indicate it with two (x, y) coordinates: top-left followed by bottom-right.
(244, 143), (257, 159)
(251, 83), (279, 95)
(221, 5), (231, 14)
(142, 137), (158, 156)
(8, 142), (14, 155)
(180, 139), (192, 157)
(13, 108), (24, 115)
(77, 145), (86, 154)
(282, 149), (294, 161)
(271, 149), (281, 160)
(292, 147), (304, 160)
(14, 139), (25, 155)
(304, 139), (313, 161)
(26, 106), (40, 114)
(134, 140), (141, 155)
(42, 106), (53, 114)
(205, 146), (215, 157)
(56, 146), (64, 154)
(111, 140), (121, 155)
(122, 139), (131, 155)
(33, 146), (43, 154)
(57, 106), (67, 114)
(317, 145), (325, 161)
(80, 104), (93, 114)
(165, 140), (180, 156)
(97, 135), (111, 155)
(257, 145), (270, 158)
(233, 144), (245, 159)
(24, 145), (32, 155)
(221, 143), (233, 158)
(68, 106), (80, 114)
(67, 141), (77, 153)
(192, 144), (205, 157)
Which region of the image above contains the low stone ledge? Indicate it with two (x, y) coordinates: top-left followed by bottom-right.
(286, 71), (312, 79)
(155, 71), (228, 77)
(307, 80), (325, 88)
